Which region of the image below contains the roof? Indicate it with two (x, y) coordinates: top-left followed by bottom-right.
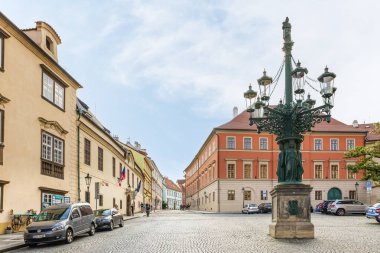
(356, 123), (380, 142)
(216, 111), (368, 133)
(164, 178), (181, 192)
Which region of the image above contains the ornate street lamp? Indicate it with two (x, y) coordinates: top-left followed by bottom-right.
(85, 173), (92, 202)
(242, 187), (245, 208)
(355, 182), (359, 200)
(244, 17), (337, 239)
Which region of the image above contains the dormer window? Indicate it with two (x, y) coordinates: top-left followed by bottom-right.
(46, 36), (53, 52)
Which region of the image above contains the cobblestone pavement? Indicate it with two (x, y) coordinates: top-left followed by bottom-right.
(10, 211), (378, 253)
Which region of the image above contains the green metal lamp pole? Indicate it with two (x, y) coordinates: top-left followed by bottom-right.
(244, 17), (337, 184)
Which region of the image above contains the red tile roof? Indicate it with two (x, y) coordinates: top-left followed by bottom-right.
(216, 111), (368, 133)
(356, 123), (380, 142)
(165, 178), (181, 192)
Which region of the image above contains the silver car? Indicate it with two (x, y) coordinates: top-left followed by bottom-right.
(24, 203), (96, 247)
(242, 204), (259, 214)
(329, 199), (368, 216)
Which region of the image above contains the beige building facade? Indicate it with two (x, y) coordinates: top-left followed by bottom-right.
(0, 13), (81, 232)
(150, 158), (163, 210)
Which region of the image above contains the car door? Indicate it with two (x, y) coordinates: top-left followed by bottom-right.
(71, 208), (82, 235)
(353, 200), (365, 213)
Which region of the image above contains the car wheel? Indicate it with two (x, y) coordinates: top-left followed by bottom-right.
(89, 223), (95, 236)
(336, 209), (345, 216)
(109, 221), (114, 231)
(65, 228), (74, 244)
(119, 219), (124, 227)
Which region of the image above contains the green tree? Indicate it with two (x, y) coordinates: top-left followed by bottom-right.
(344, 123), (380, 183)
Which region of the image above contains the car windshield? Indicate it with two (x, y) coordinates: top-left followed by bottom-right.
(95, 209), (111, 216)
(249, 204), (257, 207)
(36, 207), (70, 221)
(372, 203), (380, 208)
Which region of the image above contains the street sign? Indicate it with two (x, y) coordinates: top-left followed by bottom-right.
(95, 182), (100, 199)
(366, 181), (372, 188)
(367, 187), (372, 193)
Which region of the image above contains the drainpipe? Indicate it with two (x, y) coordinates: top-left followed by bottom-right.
(216, 133), (220, 213)
(77, 108), (82, 201)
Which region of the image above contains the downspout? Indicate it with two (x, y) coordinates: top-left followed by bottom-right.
(216, 132), (220, 212)
(77, 108), (82, 201)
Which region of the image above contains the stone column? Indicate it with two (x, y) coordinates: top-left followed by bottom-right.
(269, 184), (314, 239)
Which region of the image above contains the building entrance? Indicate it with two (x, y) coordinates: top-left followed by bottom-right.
(327, 187), (342, 200)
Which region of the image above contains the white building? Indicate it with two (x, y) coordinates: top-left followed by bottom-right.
(164, 178), (182, 210)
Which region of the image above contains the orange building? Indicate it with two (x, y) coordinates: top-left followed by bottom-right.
(184, 111), (369, 213)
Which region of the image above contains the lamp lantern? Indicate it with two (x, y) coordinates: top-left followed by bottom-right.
(318, 66), (337, 107)
(291, 61), (308, 102)
(85, 173), (92, 188)
(257, 70), (273, 102)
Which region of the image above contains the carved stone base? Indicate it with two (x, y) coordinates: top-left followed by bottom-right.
(269, 184), (314, 239)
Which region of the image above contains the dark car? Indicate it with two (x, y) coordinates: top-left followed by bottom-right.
(95, 208), (124, 230)
(321, 200), (335, 214)
(24, 203), (95, 247)
(366, 203), (380, 222)
(258, 203), (272, 213)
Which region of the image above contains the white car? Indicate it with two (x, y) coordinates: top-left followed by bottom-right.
(242, 204), (259, 214)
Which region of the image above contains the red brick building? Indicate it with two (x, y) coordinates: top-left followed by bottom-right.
(185, 111), (369, 212)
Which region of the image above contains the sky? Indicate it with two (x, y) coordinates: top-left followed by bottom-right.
(2, 0), (380, 181)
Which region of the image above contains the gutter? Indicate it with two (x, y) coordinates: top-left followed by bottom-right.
(77, 108), (82, 201)
(216, 133), (220, 213)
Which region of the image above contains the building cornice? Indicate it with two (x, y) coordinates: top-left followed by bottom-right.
(38, 117), (68, 136)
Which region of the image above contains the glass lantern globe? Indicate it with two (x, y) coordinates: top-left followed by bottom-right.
(318, 66), (336, 99)
(257, 70), (273, 102)
(291, 61), (308, 102)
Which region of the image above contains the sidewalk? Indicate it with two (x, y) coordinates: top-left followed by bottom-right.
(0, 213), (146, 253)
(185, 210), (216, 214)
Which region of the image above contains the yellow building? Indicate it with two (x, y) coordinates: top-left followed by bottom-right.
(77, 99), (144, 216)
(0, 13), (81, 232)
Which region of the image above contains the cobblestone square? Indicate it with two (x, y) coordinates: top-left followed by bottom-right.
(10, 211), (378, 253)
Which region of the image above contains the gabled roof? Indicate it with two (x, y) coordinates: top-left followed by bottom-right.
(216, 111), (368, 133)
(356, 123), (380, 142)
(164, 178), (181, 192)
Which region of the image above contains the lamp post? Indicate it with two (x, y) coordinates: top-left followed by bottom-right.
(84, 173), (92, 202)
(355, 182), (359, 200)
(242, 187), (245, 208)
(244, 17), (337, 239)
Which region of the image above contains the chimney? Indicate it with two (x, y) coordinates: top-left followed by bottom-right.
(134, 141), (141, 150)
(352, 120), (359, 128)
(233, 106), (238, 118)
(113, 135), (119, 141)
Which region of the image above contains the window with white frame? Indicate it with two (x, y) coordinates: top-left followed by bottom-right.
(314, 139), (322, 151)
(315, 191), (322, 200)
(0, 29), (8, 71)
(228, 190), (235, 200)
(330, 139), (338, 151)
(331, 164), (339, 179)
(227, 137), (235, 149)
(244, 163), (252, 179)
(260, 138), (268, 150)
(227, 163), (235, 179)
(346, 139), (355, 150)
(41, 131), (64, 179)
(346, 162), (356, 179)
(314, 163), (323, 179)
(260, 190), (268, 200)
(259, 163), (268, 179)
(0, 109), (4, 165)
(42, 72), (65, 109)
(244, 137), (252, 150)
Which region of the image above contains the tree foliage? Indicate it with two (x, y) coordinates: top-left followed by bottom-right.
(344, 123), (380, 183)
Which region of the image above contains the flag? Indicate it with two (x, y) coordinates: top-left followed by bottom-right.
(135, 180), (141, 192)
(121, 167), (126, 180)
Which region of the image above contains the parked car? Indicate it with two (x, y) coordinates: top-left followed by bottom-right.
(366, 202), (380, 222)
(258, 203), (272, 213)
(329, 199), (368, 216)
(242, 204), (259, 214)
(321, 200), (335, 214)
(24, 203), (96, 247)
(314, 202), (323, 212)
(95, 208), (124, 230)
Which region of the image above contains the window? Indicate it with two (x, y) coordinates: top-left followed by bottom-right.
(244, 163), (252, 179)
(244, 190), (251, 200)
(85, 191), (90, 203)
(132, 173), (135, 188)
(112, 157), (116, 177)
(41, 132), (64, 179)
(0, 30), (8, 71)
(213, 192), (215, 202)
(349, 191), (356, 200)
(227, 137), (235, 149)
(42, 72), (65, 109)
(46, 37), (52, 51)
(331, 164), (339, 179)
(120, 200), (122, 209)
(0, 183), (6, 211)
(244, 137), (252, 150)
(260, 190), (268, 200)
(260, 138), (268, 150)
(227, 163), (235, 179)
(84, 138), (91, 165)
(119, 163), (122, 178)
(330, 139), (338, 151)
(315, 191), (322, 200)
(314, 139), (322, 150)
(113, 198), (116, 208)
(259, 164), (268, 179)
(314, 164), (323, 179)
(98, 147), (103, 171)
(347, 139), (355, 150)
(99, 195), (103, 206)
(347, 163), (356, 179)
(79, 205), (93, 216)
(228, 190), (235, 200)
(0, 109), (4, 165)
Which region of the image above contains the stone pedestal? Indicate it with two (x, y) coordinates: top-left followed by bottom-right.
(269, 184), (314, 239)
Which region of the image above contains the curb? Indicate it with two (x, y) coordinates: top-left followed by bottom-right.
(0, 243), (27, 253)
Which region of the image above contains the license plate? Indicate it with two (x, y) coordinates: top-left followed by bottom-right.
(33, 234), (45, 239)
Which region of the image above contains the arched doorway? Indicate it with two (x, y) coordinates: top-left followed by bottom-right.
(127, 194), (131, 216)
(327, 187), (342, 200)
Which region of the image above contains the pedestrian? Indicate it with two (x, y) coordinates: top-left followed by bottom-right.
(131, 203), (134, 216)
(146, 204), (151, 217)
